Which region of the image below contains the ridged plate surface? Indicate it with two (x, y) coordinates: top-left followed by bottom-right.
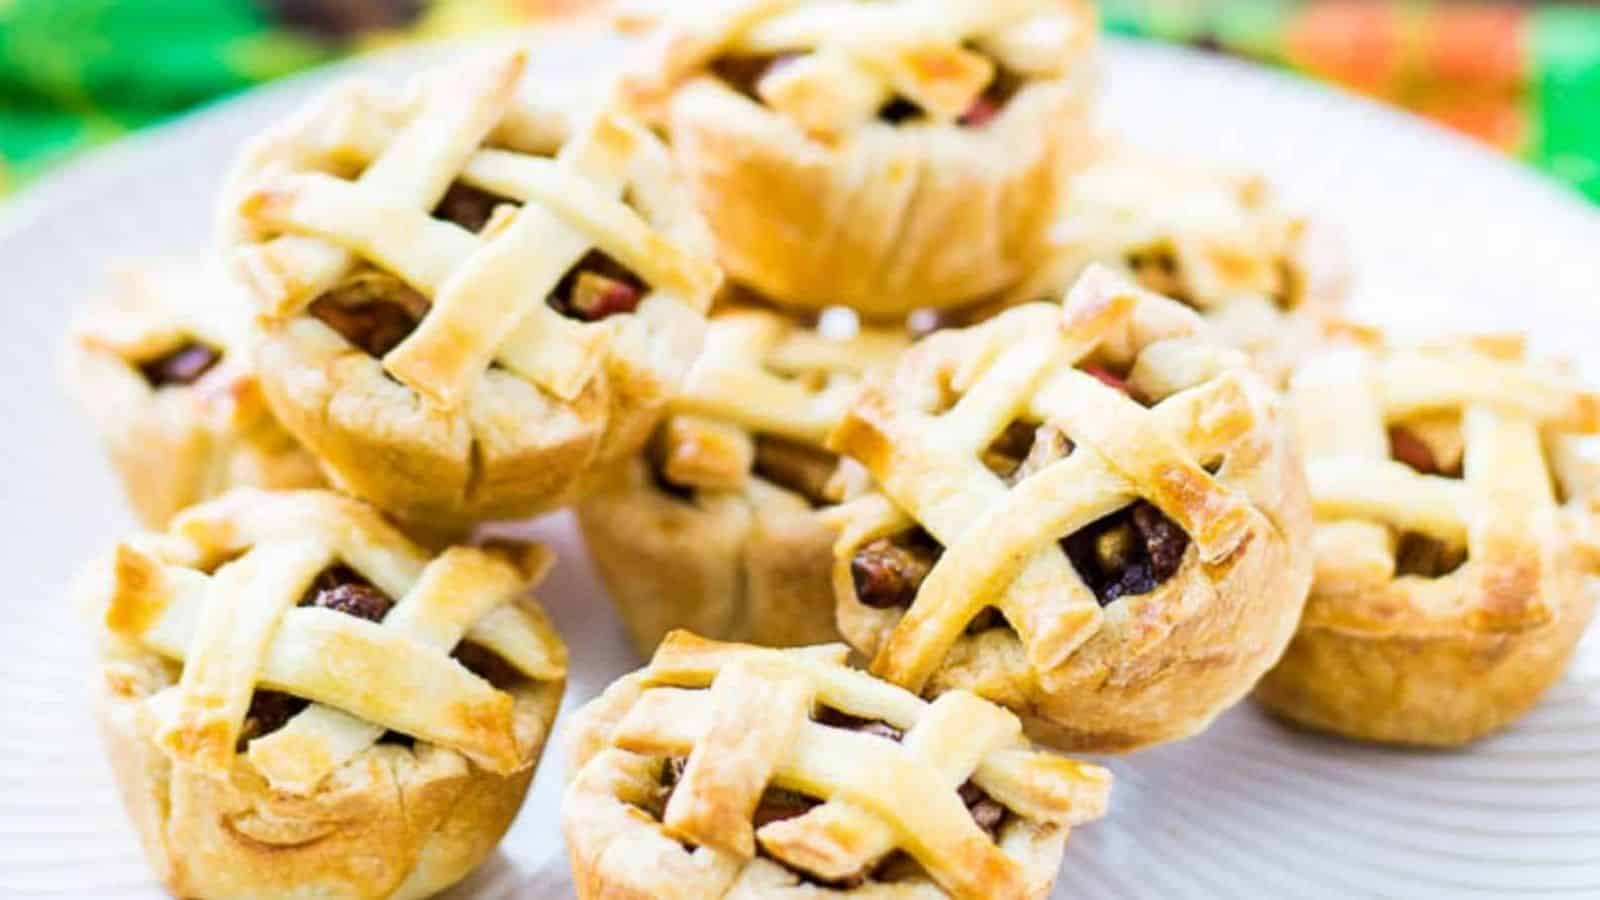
(2, 31), (1597, 900)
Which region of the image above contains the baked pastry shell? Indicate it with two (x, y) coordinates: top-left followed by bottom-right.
(1153, 215), (1348, 388)
(1255, 556), (1598, 747)
(1244, 217), (1349, 381)
(666, 66), (1095, 318)
(223, 54), (718, 530)
(833, 387), (1315, 752)
(255, 294), (704, 529)
(577, 458), (840, 656)
(66, 276), (323, 529)
(561, 670), (1068, 899)
(97, 646), (563, 900)
(1002, 149), (1351, 387)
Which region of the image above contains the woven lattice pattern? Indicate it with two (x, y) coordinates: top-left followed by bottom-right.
(829, 266), (1276, 692)
(100, 489), (566, 794)
(566, 631), (1109, 898)
(1291, 327), (1600, 631)
(229, 50), (718, 410)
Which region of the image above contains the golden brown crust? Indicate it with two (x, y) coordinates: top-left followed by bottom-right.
(667, 75), (1093, 318)
(1004, 144), (1349, 386)
(562, 632), (1109, 899)
(1254, 328), (1600, 746)
(931, 492), (1305, 751)
(578, 305), (908, 652)
(97, 651), (561, 900)
(826, 266), (1313, 751)
(624, 0), (1098, 318)
(221, 49), (718, 529)
(256, 317), (617, 525)
(1255, 583), (1596, 747)
(578, 458), (840, 654)
(835, 452), (1312, 753)
(85, 489), (568, 897)
(65, 262), (323, 528)
(578, 306), (906, 653)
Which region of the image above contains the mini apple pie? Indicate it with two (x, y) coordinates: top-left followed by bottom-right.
(826, 265), (1313, 751)
(87, 489), (567, 899)
(621, 0), (1098, 318)
(66, 262), (323, 528)
(1255, 326), (1600, 746)
(222, 49), (720, 528)
(578, 307), (907, 654)
(1006, 145), (1348, 384)
(564, 630), (1110, 898)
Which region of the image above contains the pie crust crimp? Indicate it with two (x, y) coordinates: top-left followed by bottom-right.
(88, 489), (568, 899)
(578, 306), (908, 652)
(826, 265), (1313, 751)
(65, 261), (323, 528)
(563, 630), (1110, 899)
(620, 0), (1099, 318)
(1005, 144), (1348, 385)
(222, 49), (721, 527)
(1255, 325), (1600, 746)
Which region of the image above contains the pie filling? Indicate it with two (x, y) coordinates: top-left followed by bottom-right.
(451, 640), (529, 689)
(311, 187), (645, 354)
(138, 341), (222, 388)
(1082, 363), (1136, 397)
(1388, 426), (1463, 479)
(1393, 532), (1468, 578)
(644, 706), (1009, 887)
(236, 564), (396, 748)
(1061, 502), (1191, 606)
(710, 54), (797, 103)
(649, 434), (840, 506)
(1126, 245), (1192, 307)
(433, 182), (512, 234)
(853, 502), (1190, 612)
(1386, 424), (1469, 576)
(309, 271), (429, 358)
(988, 420), (1192, 606)
(812, 705), (905, 743)
(237, 690), (307, 751)
(548, 249), (647, 322)
(954, 69), (1020, 129)
(649, 756), (823, 832)
(752, 436), (840, 507)
(299, 563), (396, 620)
(875, 97), (922, 126)
(852, 421), (1191, 610)
(983, 421), (1074, 484)
(649, 461), (698, 503)
(710, 53), (1019, 129)
(234, 564), (518, 750)
(850, 529), (941, 610)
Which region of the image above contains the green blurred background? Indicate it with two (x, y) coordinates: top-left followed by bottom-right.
(1, 0), (1596, 202)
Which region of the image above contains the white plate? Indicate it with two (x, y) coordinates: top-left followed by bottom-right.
(4, 32), (1599, 900)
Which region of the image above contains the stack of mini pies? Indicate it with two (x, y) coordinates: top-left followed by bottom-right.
(63, 4), (1600, 898)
